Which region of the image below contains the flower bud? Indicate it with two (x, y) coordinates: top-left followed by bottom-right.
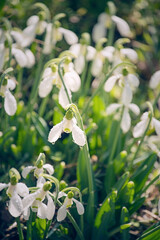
(60, 180), (68, 191)
(65, 109), (73, 120)
(122, 68), (128, 76)
(3, 77), (8, 86)
(54, 20), (61, 28)
(43, 181), (52, 191)
(64, 57), (72, 65)
(36, 153), (45, 168)
(38, 11), (46, 21)
(9, 168), (21, 185)
(80, 32), (90, 45)
(67, 191), (74, 199)
(51, 64), (58, 73)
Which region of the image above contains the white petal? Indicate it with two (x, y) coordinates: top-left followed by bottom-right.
(74, 55), (85, 74)
(22, 190), (40, 210)
(42, 67), (52, 78)
(104, 74), (121, 92)
(91, 58), (103, 77)
(121, 108), (131, 133)
(37, 177), (46, 187)
(64, 70), (81, 92)
(58, 192), (67, 199)
(106, 103), (121, 115)
(127, 74), (139, 88)
(25, 49), (35, 68)
(120, 48), (138, 63)
(37, 202), (47, 219)
(27, 15), (39, 26)
(22, 25), (36, 47)
(112, 16), (132, 37)
(69, 43), (81, 56)
(59, 27), (78, 45)
(39, 76), (53, 98)
(149, 70), (160, 89)
(11, 30), (24, 46)
(16, 183), (29, 197)
(153, 118), (160, 136)
(122, 83), (132, 106)
(22, 166), (35, 178)
(4, 90), (17, 116)
(58, 86), (71, 109)
(0, 183), (8, 191)
(73, 199), (84, 215)
(101, 47), (115, 62)
(129, 103), (140, 115)
(43, 164), (54, 175)
(0, 44), (5, 71)
(86, 46), (96, 61)
(46, 195), (55, 220)
(133, 119), (148, 138)
(98, 12), (108, 23)
(43, 23), (52, 55)
(23, 208), (30, 220)
(57, 204), (67, 221)
(12, 48), (28, 67)
(8, 193), (23, 217)
(92, 23), (106, 43)
(48, 121), (63, 143)
(72, 124), (86, 146)
(7, 79), (16, 90)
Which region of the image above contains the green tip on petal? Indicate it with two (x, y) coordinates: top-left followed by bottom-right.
(36, 153), (45, 168)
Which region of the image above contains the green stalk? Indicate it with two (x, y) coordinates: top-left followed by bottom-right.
(16, 217), (24, 240)
(153, 91), (160, 109)
(27, 210), (33, 240)
(82, 61), (135, 116)
(39, 95), (49, 117)
(16, 67), (23, 95)
(107, 22), (116, 46)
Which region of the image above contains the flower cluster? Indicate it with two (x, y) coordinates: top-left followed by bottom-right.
(0, 153), (84, 222)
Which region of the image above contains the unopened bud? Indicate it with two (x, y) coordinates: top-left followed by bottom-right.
(36, 153), (45, 168)
(60, 180), (68, 191)
(67, 191), (74, 199)
(80, 32), (90, 45)
(9, 168), (20, 185)
(122, 68), (129, 76)
(65, 109), (73, 120)
(51, 64), (58, 73)
(43, 181), (52, 191)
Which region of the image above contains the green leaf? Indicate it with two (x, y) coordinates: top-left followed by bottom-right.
(120, 207), (130, 240)
(129, 197), (145, 215)
(137, 225), (160, 240)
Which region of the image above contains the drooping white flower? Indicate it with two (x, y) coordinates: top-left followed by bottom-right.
(111, 15), (132, 38)
(48, 109), (86, 147)
(0, 172), (29, 218)
(57, 191), (84, 222)
(133, 112), (160, 138)
(120, 48), (138, 63)
(22, 179), (55, 220)
(0, 78), (17, 116)
(92, 13), (108, 43)
(149, 70), (160, 89)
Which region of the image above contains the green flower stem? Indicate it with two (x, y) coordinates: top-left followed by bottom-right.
(153, 91), (160, 109)
(27, 210), (33, 240)
(16, 67), (23, 94)
(132, 112), (152, 165)
(84, 62), (93, 95)
(16, 217), (24, 240)
(107, 22), (116, 46)
(82, 61), (135, 116)
(58, 60), (72, 104)
(108, 106), (124, 164)
(38, 95), (49, 117)
(28, 53), (44, 112)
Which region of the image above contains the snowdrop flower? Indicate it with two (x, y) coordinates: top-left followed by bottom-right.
(111, 15), (132, 38)
(0, 77), (17, 116)
(57, 191), (84, 222)
(22, 153), (54, 179)
(0, 168), (29, 217)
(92, 13), (108, 43)
(133, 112), (160, 138)
(149, 70), (160, 89)
(48, 108), (86, 146)
(106, 92), (140, 133)
(22, 178), (55, 220)
(120, 48), (138, 64)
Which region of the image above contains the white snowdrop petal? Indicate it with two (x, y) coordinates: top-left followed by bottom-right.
(12, 48), (28, 67)
(73, 199), (84, 215)
(23, 208), (30, 220)
(64, 70), (81, 92)
(37, 177), (46, 188)
(69, 43), (81, 56)
(16, 183), (29, 197)
(120, 48), (138, 63)
(59, 27), (78, 45)
(0, 44), (5, 71)
(129, 103), (140, 115)
(8, 193), (23, 217)
(58, 191), (67, 199)
(122, 84), (132, 106)
(106, 103), (121, 115)
(4, 90), (17, 116)
(37, 202), (47, 219)
(0, 183), (8, 191)
(153, 118), (160, 136)
(92, 23), (106, 43)
(112, 15), (132, 37)
(127, 74), (139, 88)
(91, 58), (103, 77)
(149, 70), (160, 89)
(43, 23), (52, 55)
(46, 195), (55, 220)
(22, 190), (40, 209)
(121, 108), (131, 133)
(86, 46), (96, 61)
(57, 205), (67, 222)
(7, 79), (16, 91)
(25, 49), (35, 68)
(98, 12), (108, 23)
(22, 166), (35, 178)
(58, 86), (71, 109)
(42, 67), (52, 78)
(22, 25), (37, 47)
(43, 164), (54, 175)
(74, 55), (85, 74)
(11, 31), (24, 46)
(27, 15), (39, 26)
(39, 76), (53, 98)
(104, 75), (120, 92)
(72, 124), (86, 146)
(48, 121), (63, 143)
(133, 119), (148, 138)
